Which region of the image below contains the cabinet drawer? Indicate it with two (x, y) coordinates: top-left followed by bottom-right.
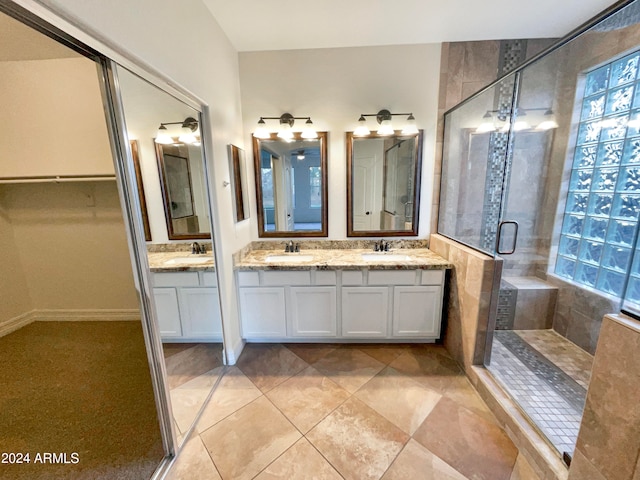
(202, 272), (218, 287)
(262, 270), (311, 286)
(237, 271), (260, 286)
(152, 272), (199, 287)
(342, 270), (364, 285)
(368, 270), (417, 285)
(421, 270), (445, 285)
(314, 270), (337, 285)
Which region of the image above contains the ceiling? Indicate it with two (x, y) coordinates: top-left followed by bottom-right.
(203, 0), (621, 52)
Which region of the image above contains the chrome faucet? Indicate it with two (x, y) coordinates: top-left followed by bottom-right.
(374, 240), (390, 252)
(191, 242), (204, 254)
(284, 241), (300, 253)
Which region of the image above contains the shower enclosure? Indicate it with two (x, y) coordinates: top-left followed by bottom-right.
(439, 0), (640, 458)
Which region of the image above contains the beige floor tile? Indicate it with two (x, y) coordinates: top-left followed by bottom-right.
(165, 344), (224, 390)
(389, 346), (466, 394)
(443, 374), (496, 424)
(195, 366), (262, 432)
(414, 397), (518, 480)
(200, 396), (301, 480)
(312, 347), (385, 393)
(355, 366), (442, 434)
(255, 438), (342, 479)
(307, 397), (409, 480)
(167, 435), (221, 480)
(237, 344), (309, 392)
(381, 439), (468, 480)
(266, 366), (350, 433)
(283, 343), (338, 364)
(355, 344), (411, 365)
(169, 366), (224, 435)
(509, 453), (542, 480)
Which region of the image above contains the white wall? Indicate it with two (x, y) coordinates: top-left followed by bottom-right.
(239, 44), (441, 239)
(0, 57), (113, 177)
(33, 0), (249, 360)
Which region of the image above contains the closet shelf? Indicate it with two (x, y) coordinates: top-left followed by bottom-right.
(0, 174), (116, 184)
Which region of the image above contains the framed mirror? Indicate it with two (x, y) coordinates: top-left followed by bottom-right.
(155, 142), (211, 240)
(346, 130), (423, 236)
(130, 140), (152, 241)
(228, 144), (249, 223)
(253, 132), (328, 237)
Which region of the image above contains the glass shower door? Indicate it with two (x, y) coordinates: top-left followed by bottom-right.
(439, 76), (517, 255)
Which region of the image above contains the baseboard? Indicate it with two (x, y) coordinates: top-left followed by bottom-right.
(32, 309), (141, 322)
(0, 310), (37, 338)
(224, 337), (245, 365)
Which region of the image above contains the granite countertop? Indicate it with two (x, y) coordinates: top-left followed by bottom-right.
(147, 251), (215, 272)
(234, 248), (451, 271)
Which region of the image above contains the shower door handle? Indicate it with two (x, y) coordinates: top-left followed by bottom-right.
(496, 220), (519, 255)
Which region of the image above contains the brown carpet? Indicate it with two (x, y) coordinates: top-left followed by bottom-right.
(0, 321), (165, 480)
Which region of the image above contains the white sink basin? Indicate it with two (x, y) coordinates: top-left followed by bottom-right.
(265, 254), (314, 263)
(361, 253), (412, 262)
(164, 256), (211, 265)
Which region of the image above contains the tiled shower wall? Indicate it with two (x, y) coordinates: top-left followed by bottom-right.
(435, 30), (640, 353)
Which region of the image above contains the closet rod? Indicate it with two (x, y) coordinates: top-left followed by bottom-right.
(0, 174), (116, 184)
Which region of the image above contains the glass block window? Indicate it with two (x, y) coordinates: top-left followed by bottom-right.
(556, 51), (640, 297)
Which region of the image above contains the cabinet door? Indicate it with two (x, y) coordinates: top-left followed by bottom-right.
(392, 286), (442, 338)
(239, 287), (286, 338)
(152, 288), (182, 337)
(289, 287), (337, 337)
(179, 287), (222, 340)
(341, 287), (389, 337)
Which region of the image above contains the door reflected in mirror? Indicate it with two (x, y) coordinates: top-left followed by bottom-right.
(155, 143), (211, 240)
(347, 131), (423, 236)
(253, 132), (328, 237)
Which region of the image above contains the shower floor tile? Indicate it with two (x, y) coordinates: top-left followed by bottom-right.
(514, 330), (593, 389)
(488, 330), (592, 456)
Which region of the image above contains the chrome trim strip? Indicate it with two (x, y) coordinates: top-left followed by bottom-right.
(98, 59), (178, 456)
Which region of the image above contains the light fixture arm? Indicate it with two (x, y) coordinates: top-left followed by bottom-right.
(357, 109), (414, 125)
(158, 116), (199, 131)
(257, 113), (313, 128)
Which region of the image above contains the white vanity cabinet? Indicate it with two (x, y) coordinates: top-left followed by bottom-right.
(152, 271), (222, 342)
(237, 268), (445, 341)
(237, 271), (338, 338)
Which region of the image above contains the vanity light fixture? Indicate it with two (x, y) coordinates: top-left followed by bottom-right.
(353, 109), (419, 137)
(252, 113), (318, 141)
(154, 117), (200, 145)
(296, 149), (306, 160)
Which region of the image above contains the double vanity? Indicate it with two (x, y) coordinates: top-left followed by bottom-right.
(234, 242), (451, 342)
(147, 241), (451, 344)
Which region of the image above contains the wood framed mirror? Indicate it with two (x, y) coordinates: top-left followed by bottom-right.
(228, 144), (249, 223)
(253, 132), (328, 237)
(346, 130), (423, 236)
(130, 140), (152, 241)
(155, 142), (211, 240)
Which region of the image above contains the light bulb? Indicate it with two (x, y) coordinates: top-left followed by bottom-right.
(155, 125), (173, 144)
(377, 119), (394, 136)
(253, 118), (271, 139)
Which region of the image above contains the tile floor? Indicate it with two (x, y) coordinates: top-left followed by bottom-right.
(163, 343), (225, 440)
(488, 330), (593, 457)
(166, 343), (541, 480)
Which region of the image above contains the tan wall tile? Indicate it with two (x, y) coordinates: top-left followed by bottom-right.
(572, 315), (640, 480)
